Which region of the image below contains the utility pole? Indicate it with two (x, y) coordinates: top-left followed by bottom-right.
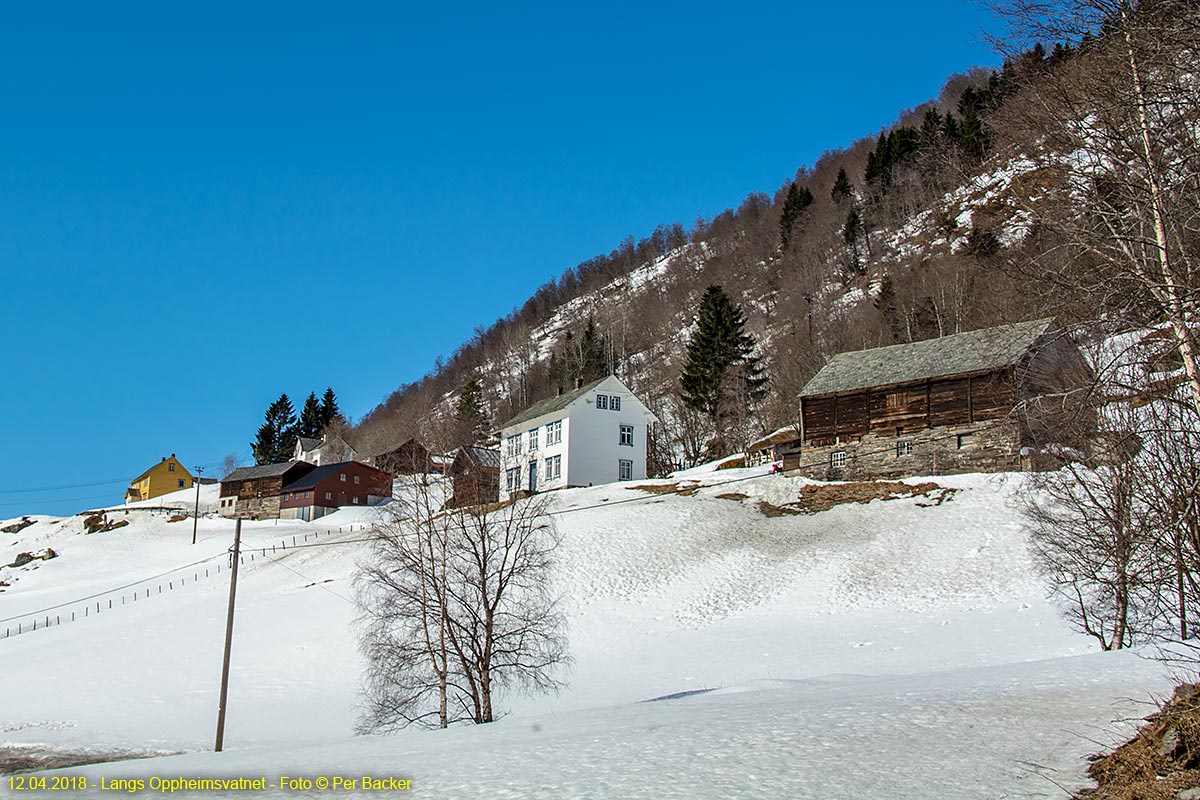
(192, 466), (204, 545)
(215, 518), (242, 752)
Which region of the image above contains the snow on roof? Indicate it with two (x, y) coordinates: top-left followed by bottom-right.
(748, 426), (800, 451)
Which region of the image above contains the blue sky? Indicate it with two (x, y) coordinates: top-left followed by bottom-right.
(1, 2), (1002, 516)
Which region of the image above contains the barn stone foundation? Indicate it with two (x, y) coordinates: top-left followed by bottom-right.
(783, 419), (1028, 481)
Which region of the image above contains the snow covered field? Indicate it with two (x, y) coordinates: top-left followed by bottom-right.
(0, 468), (1174, 797)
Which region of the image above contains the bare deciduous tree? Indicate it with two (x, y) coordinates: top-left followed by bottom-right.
(1024, 423), (1157, 650)
(993, 0), (1200, 417)
(356, 481), (567, 730)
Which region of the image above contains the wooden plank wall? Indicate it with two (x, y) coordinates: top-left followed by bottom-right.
(802, 369), (1016, 444)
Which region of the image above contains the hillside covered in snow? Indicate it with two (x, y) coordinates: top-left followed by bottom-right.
(0, 466), (1172, 797)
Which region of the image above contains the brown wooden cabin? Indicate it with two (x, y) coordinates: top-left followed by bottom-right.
(279, 460), (394, 521)
(372, 438), (434, 475)
(219, 461), (315, 520)
(447, 446), (500, 508)
(790, 319), (1090, 480)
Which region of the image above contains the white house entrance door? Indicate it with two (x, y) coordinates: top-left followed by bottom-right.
(528, 460), (537, 493)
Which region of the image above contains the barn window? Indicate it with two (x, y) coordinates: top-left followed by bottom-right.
(178, 479), (185, 488)
(325, 492), (332, 501)
(895, 427), (904, 437)
(897, 441), (913, 457)
(830, 451), (846, 468)
(168, 462), (175, 472)
(887, 392), (904, 409)
(340, 473), (347, 482)
(957, 433), (972, 449)
(353, 475), (360, 484)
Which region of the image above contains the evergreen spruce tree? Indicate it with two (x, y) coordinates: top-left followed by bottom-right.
(958, 107), (989, 159)
(830, 167), (853, 205)
(252, 393), (298, 465)
(578, 318), (608, 383)
(319, 387), (342, 428)
(453, 379), (491, 446)
(778, 182), (814, 250)
(297, 392), (323, 439)
(679, 286), (768, 432)
(942, 112), (961, 144)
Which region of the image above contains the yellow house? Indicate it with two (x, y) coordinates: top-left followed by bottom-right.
(125, 454), (194, 503)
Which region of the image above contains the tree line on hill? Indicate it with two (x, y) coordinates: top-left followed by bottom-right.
(348, 34), (1062, 461)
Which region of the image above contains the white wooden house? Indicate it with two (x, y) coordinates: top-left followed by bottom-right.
(293, 433), (358, 466)
(497, 375), (658, 500)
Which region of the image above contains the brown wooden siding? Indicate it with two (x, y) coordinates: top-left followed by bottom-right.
(802, 368), (1019, 445)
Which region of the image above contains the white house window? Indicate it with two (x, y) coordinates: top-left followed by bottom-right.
(544, 454), (562, 481)
(596, 394), (609, 410)
(610, 396), (621, 411)
(507, 434), (523, 458)
(505, 467), (522, 493)
(528, 427), (539, 451)
(618, 459), (633, 481)
(619, 424), (634, 446)
(830, 451), (847, 468)
(897, 441), (913, 457)
(545, 420), (562, 446)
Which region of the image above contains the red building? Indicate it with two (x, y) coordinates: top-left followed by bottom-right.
(279, 460), (393, 521)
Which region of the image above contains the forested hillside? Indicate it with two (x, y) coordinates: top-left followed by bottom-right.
(352, 2), (1198, 473)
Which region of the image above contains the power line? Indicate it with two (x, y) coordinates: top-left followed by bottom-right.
(0, 478), (129, 495)
(0, 552), (227, 624)
(0, 492), (118, 508)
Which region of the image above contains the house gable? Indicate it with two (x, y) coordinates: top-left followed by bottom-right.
(498, 375), (657, 498)
(126, 454), (194, 503)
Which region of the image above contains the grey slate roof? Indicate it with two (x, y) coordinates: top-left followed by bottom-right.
(459, 446), (501, 470)
(296, 437), (320, 452)
(500, 377), (607, 430)
(223, 461), (310, 482)
(799, 319), (1056, 398)
(280, 461), (384, 492)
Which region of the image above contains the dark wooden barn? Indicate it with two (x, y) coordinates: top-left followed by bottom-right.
(218, 461), (316, 520)
(790, 318), (1091, 480)
(372, 438), (434, 476)
(447, 446), (500, 508)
